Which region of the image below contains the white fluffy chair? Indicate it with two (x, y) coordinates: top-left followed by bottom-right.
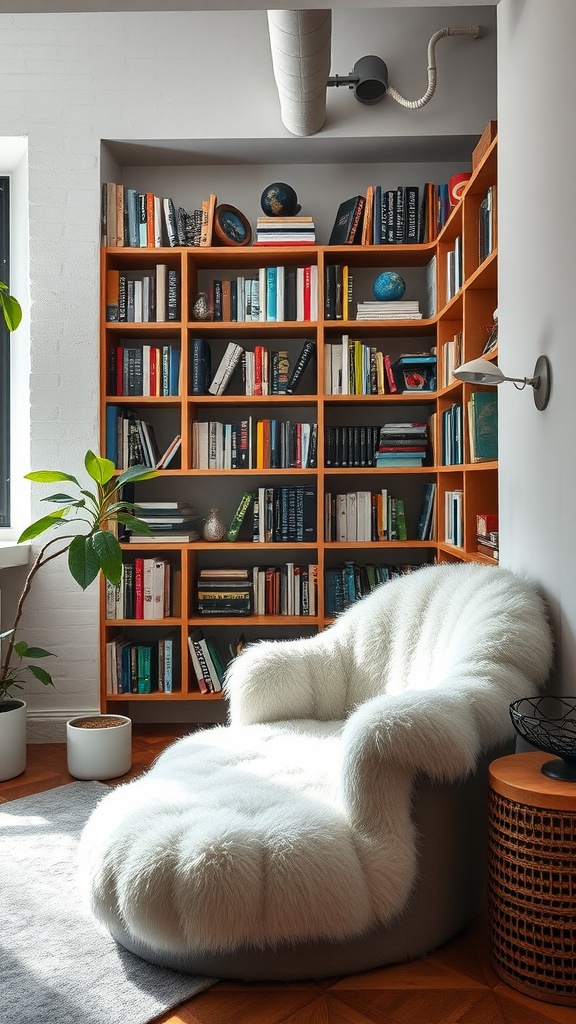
(80, 563), (553, 979)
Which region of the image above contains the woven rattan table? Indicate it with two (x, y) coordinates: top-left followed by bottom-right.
(488, 751), (576, 1005)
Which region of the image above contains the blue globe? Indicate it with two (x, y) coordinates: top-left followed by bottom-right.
(373, 271), (406, 301)
(260, 182), (301, 217)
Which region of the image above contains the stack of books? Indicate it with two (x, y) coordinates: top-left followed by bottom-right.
(477, 513), (499, 560)
(254, 216), (315, 246)
(374, 423), (428, 468)
(356, 300), (422, 321)
(129, 501), (200, 543)
(196, 568), (253, 616)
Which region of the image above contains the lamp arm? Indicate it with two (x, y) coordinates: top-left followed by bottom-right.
(327, 73), (360, 89)
(386, 25), (480, 110)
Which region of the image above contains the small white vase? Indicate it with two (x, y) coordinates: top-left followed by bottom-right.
(67, 714), (132, 781)
(0, 699), (27, 782)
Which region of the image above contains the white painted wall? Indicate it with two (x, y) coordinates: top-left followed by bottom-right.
(497, 0), (574, 694)
(0, 6), (496, 736)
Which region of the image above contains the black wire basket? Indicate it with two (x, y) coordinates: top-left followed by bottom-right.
(509, 696), (576, 781)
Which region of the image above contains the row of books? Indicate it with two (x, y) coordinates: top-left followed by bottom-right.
(253, 485), (317, 544)
(327, 182), (449, 248)
(108, 343), (180, 397)
(105, 635), (176, 694)
(325, 490), (407, 543)
(438, 393), (498, 467)
(254, 216), (316, 246)
(195, 564), (319, 618)
(324, 264), (354, 319)
(105, 407), (182, 470)
(191, 417), (317, 471)
(324, 341), (434, 396)
(203, 266), (318, 323)
(445, 236), (463, 303)
(101, 183), (216, 249)
(105, 266), (180, 323)
(192, 338), (315, 397)
(325, 422), (429, 469)
(325, 562), (421, 616)
(105, 557), (175, 621)
(441, 331), (462, 388)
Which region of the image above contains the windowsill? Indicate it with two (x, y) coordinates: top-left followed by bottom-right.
(0, 541), (30, 569)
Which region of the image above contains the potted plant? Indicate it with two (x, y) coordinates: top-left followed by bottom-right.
(0, 449), (158, 780)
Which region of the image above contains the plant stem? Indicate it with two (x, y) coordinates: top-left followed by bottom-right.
(0, 536), (72, 686)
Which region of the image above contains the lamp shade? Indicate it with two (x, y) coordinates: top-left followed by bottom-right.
(452, 358), (505, 385)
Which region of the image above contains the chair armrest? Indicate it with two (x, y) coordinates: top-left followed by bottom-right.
(225, 630), (350, 725)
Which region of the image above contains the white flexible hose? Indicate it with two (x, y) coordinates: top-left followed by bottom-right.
(387, 26), (480, 110)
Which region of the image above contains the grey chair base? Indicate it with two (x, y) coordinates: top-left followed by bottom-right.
(108, 756), (497, 981)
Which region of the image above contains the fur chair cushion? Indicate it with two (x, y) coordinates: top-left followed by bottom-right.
(80, 564), (553, 956)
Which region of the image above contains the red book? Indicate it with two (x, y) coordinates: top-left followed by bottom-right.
(149, 347), (158, 397)
(134, 558), (144, 619)
(384, 354), (398, 394)
(254, 345), (264, 396)
(146, 193), (155, 248)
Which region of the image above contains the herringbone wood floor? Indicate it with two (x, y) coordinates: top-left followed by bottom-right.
(1, 726), (574, 1024)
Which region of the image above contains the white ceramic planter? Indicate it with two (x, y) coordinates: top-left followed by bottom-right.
(66, 714), (132, 781)
(0, 699), (27, 782)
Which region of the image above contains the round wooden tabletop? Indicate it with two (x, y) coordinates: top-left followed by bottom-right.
(489, 750), (576, 810)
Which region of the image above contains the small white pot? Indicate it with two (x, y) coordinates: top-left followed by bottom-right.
(0, 699), (27, 782)
(67, 714), (132, 781)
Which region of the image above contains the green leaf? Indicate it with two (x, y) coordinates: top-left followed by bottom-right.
(40, 492), (81, 504)
(90, 530), (122, 585)
(25, 469), (79, 484)
(23, 646), (54, 659)
(67, 535), (101, 590)
(14, 640), (29, 657)
(18, 509), (69, 543)
(85, 451), (115, 486)
(116, 513), (153, 534)
(0, 628), (15, 641)
(0, 289), (22, 331)
(117, 466), (159, 486)
(28, 665), (54, 687)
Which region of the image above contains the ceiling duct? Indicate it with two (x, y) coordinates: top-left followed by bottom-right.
(267, 9), (331, 137)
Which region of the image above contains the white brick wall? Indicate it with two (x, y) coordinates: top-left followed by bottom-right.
(0, 8), (496, 736)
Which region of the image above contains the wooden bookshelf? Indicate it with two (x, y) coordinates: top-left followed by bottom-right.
(99, 136), (498, 712)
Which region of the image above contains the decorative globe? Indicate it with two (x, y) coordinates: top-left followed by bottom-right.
(373, 271), (406, 301)
(260, 182), (301, 217)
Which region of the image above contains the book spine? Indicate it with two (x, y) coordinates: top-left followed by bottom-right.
(286, 340), (315, 394)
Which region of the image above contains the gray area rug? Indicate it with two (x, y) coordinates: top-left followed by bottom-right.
(0, 782), (216, 1024)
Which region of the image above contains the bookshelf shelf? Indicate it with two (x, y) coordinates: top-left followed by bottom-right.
(100, 134), (498, 710)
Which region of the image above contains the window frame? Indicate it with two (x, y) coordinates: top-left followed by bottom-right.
(0, 177), (10, 528)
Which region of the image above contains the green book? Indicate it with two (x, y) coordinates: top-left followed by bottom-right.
(470, 391), (498, 461)
(226, 491), (254, 542)
(137, 644), (152, 694)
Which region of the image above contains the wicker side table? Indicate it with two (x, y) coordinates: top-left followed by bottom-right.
(488, 751), (576, 1006)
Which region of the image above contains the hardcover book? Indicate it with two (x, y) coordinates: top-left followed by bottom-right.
(328, 196), (365, 246)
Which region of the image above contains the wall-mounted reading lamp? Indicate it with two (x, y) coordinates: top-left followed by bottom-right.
(452, 356), (551, 411)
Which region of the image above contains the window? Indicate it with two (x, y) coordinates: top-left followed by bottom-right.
(0, 177), (9, 527)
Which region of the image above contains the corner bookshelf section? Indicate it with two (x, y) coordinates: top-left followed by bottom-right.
(100, 136), (498, 714)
